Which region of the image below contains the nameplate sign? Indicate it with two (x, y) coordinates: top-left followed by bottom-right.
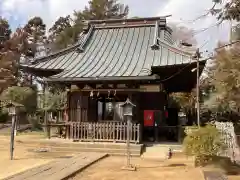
(139, 84), (163, 92)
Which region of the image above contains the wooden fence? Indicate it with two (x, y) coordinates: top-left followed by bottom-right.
(66, 121), (141, 144)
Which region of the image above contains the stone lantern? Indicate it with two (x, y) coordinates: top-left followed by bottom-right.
(120, 98), (136, 171)
(6, 101), (22, 160)
(121, 98), (136, 117)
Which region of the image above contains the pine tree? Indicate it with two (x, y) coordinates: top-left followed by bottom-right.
(20, 17), (47, 85)
(50, 0), (129, 50)
(23, 16), (47, 60)
(48, 15), (77, 51)
(79, 0), (129, 20)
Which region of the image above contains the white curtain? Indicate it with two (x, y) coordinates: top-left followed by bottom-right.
(113, 102), (124, 121)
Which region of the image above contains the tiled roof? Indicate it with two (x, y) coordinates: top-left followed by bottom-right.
(21, 17), (202, 82)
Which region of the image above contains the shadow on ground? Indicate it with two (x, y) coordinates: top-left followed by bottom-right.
(206, 156), (240, 175)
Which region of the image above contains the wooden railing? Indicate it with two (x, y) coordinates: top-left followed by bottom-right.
(66, 121), (141, 144)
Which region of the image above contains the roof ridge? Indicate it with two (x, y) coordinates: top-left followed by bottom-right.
(28, 17), (171, 66)
(85, 16), (171, 24)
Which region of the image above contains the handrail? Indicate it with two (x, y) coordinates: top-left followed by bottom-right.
(66, 121), (140, 144)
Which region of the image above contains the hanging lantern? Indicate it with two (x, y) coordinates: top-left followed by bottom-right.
(107, 102), (113, 112)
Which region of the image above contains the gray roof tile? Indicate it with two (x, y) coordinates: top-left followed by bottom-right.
(21, 17), (204, 81)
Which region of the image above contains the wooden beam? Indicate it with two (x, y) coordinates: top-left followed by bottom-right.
(79, 88), (141, 92)
(139, 84), (164, 92)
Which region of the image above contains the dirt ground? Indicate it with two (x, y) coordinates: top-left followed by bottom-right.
(69, 155), (204, 180)
(0, 133), (74, 179)
(0, 133), (239, 180)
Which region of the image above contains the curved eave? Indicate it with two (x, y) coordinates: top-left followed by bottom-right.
(20, 64), (63, 77)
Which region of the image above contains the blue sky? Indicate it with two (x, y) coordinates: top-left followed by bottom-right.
(0, 0), (230, 53)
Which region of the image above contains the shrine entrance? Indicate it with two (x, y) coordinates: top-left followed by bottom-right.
(140, 92), (180, 143)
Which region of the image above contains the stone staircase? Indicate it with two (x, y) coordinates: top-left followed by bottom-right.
(17, 139), (143, 157)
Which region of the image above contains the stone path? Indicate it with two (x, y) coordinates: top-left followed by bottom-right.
(203, 171), (228, 180)
(3, 153), (107, 180)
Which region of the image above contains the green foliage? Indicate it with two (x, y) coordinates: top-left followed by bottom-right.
(0, 108), (8, 123)
(169, 92), (195, 113)
(27, 114), (42, 130)
(0, 86), (37, 114)
(42, 89), (67, 111)
(0, 18), (11, 45)
(183, 124), (225, 166)
(24, 16), (46, 43)
(48, 15), (77, 50)
(204, 45), (240, 114)
(50, 0), (129, 50)
(80, 0), (129, 20)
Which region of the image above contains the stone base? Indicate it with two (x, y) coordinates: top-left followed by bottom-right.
(121, 165), (136, 171)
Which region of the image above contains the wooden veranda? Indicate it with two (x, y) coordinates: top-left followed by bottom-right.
(44, 101), (141, 144)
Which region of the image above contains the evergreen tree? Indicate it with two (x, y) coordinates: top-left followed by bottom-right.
(50, 0), (129, 50)
(21, 17), (47, 85)
(48, 15), (78, 51)
(79, 0), (129, 20)
(23, 16), (47, 59)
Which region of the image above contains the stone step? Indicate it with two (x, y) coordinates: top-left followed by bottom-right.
(19, 140), (142, 151)
(18, 144), (142, 153)
(28, 147), (141, 156)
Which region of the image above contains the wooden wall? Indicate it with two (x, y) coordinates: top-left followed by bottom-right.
(68, 91), (168, 123)
(68, 91), (89, 122)
(138, 92), (167, 123)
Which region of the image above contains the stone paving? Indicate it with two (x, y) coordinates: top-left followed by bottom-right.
(203, 171), (228, 180)
(3, 153), (107, 180)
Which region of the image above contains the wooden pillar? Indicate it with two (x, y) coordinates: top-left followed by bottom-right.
(66, 88), (70, 122)
(77, 100), (81, 122)
(43, 83), (50, 139)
